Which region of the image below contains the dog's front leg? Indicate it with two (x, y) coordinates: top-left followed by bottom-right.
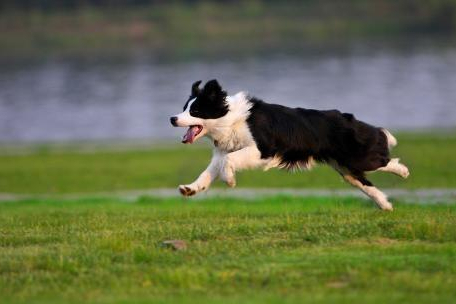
(179, 150), (223, 196)
(220, 145), (269, 187)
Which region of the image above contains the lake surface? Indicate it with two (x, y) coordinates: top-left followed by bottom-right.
(1, 45), (455, 143)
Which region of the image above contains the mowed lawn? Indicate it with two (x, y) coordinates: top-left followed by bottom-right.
(1, 132), (456, 303)
(1, 196), (456, 304)
(0, 132), (456, 194)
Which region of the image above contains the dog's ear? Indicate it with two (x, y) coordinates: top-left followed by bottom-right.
(191, 80), (202, 96)
(203, 79), (226, 101)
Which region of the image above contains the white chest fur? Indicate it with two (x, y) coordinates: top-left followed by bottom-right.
(205, 92), (255, 153)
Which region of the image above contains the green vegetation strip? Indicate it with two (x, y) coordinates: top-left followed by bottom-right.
(1, 196), (456, 303)
(0, 133), (455, 194)
(1, 1), (456, 56)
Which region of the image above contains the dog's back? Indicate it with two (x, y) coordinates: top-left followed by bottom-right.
(246, 98), (390, 175)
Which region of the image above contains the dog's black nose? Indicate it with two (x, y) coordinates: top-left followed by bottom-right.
(170, 116), (178, 126)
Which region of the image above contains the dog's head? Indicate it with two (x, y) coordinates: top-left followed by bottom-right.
(170, 79), (229, 144)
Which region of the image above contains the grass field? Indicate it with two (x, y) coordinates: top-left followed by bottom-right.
(0, 133), (455, 194)
(1, 196), (456, 304)
(1, 132), (456, 303)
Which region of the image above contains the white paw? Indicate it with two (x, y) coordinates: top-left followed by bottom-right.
(390, 158), (410, 179)
(398, 164), (410, 179)
(178, 185), (197, 197)
(225, 177), (236, 188)
(378, 201), (394, 211)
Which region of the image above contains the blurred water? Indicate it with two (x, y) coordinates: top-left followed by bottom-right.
(1, 47), (456, 143)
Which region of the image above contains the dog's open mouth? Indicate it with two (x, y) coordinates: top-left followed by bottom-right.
(182, 125), (203, 144)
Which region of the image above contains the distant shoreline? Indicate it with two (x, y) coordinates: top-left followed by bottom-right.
(1, 1), (456, 57)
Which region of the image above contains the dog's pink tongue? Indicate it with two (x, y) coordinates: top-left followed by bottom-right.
(182, 126), (198, 144)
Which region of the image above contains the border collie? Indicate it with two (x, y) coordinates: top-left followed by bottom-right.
(170, 80), (409, 211)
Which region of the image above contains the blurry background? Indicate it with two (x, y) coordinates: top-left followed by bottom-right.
(1, 0), (456, 144)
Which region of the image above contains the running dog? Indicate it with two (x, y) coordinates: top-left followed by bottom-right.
(170, 79), (409, 210)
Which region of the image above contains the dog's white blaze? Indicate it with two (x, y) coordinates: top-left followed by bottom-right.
(184, 97), (197, 111)
(174, 98), (203, 127)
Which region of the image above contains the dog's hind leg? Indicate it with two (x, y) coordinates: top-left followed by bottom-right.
(376, 158), (410, 179)
(342, 174), (393, 211)
(331, 162), (393, 211)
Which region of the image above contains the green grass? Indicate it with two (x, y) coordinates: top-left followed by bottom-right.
(0, 133), (455, 194)
(1, 196), (456, 304)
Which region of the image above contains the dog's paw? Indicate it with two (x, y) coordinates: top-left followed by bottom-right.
(225, 178), (236, 188)
(390, 158), (410, 179)
(399, 164), (410, 179)
(378, 201), (394, 211)
(178, 185), (197, 197)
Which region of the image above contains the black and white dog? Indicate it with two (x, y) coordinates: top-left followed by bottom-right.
(170, 79), (409, 211)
